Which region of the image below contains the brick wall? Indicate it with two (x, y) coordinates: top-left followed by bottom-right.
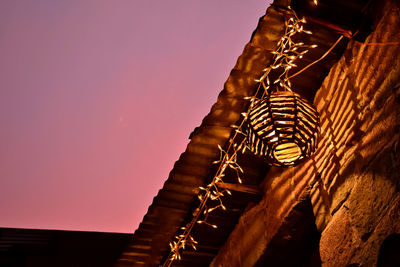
(211, 0), (400, 266)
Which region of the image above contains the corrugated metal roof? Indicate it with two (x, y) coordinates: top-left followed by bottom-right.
(117, 0), (371, 266)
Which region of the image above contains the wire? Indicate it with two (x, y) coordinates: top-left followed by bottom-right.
(288, 35), (344, 79)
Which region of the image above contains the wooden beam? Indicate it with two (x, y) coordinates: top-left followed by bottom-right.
(216, 182), (262, 195)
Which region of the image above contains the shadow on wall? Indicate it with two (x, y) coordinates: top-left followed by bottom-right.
(259, 2), (400, 264)
(308, 7), (400, 228)
(308, 60), (363, 225)
(304, 2), (400, 265)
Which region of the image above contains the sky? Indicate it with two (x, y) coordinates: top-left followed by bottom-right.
(0, 0), (271, 233)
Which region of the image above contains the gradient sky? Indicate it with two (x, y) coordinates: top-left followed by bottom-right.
(0, 0), (270, 233)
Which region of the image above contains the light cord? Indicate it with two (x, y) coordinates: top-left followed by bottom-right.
(288, 35), (344, 80)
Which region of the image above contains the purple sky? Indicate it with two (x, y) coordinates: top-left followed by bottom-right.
(0, 1), (270, 233)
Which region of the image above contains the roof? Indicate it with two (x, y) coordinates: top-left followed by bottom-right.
(117, 0), (372, 266)
(0, 227), (131, 267)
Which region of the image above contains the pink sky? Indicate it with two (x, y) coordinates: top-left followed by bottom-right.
(0, 1), (270, 233)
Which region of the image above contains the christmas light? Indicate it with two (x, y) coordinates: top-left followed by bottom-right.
(162, 5), (327, 266)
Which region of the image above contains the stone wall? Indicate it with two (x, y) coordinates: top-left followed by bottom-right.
(211, 0), (400, 266)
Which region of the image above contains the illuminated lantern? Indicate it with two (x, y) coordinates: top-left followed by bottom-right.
(246, 90), (319, 166)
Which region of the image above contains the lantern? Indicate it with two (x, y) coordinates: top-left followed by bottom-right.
(246, 90), (319, 166)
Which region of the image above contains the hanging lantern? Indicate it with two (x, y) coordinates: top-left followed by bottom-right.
(246, 90), (320, 166)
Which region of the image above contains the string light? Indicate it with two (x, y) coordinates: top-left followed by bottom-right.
(162, 6), (322, 266)
(244, 6), (321, 166)
(246, 91), (320, 166)
(160, 2), (400, 265)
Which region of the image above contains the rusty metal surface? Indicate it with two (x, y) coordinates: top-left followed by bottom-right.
(116, 0), (371, 266)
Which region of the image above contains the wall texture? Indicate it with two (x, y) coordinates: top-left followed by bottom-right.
(211, 0), (400, 266)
